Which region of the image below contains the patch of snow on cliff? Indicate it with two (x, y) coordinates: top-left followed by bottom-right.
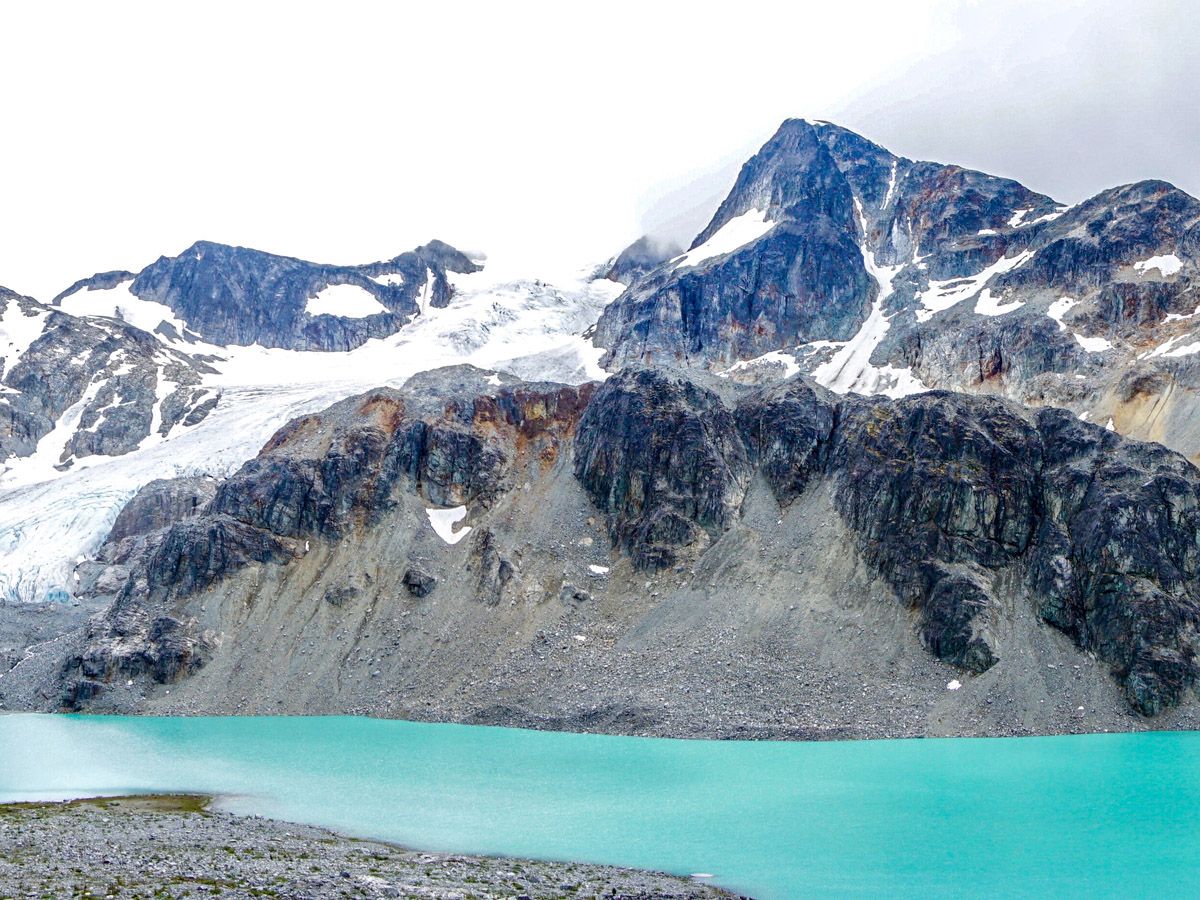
(417, 267), (436, 315)
(1145, 333), (1200, 359)
(916, 250), (1035, 322)
(673, 209), (774, 270)
(1047, 297), (1078, 330)
(1009, 208), (1065, 228)
(883, 160), (898, 208)
(1049, 298), (1113, 351)
(138, 367), (182, 451)
(974, 288), (1024, 316)
(720, 350), (801, 380)
(57, 280), (192, 339)
(1134, 254), (1183, 277)
(369, 272), (405, 287)
(426, 506), (471, 545)
(1073, 333), (1113, 353)
(305, 284), (387, 319)
(811, 199), (929, 399)
(0, 300), (49, 374)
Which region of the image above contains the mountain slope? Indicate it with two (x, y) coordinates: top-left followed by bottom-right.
(4, 117), (1200, 742)
(55, 239), (481, 352)
(595, 119), (1200, 459)
(0, 256), (622, 604)
(0, 287), (215, 481)
(4, 365), (1197, 735)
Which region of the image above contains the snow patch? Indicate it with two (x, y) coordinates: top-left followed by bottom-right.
(1133, 254), (1183, 277)
(369, 272), (405, 287)
(974, 288), (1024, 317)
(1145, 333), (1200, 359)
(916, 250), (1035, 322)
(883, 160), (898, 208)
(673, 209), (774, 270)
(417, 267), (436, 315)
(1073, 333), (1113, 353)
(425, 506), (471, 545)
(810, 199), (928, 399)
(1048, 297), (1112, 352)
(1009, 208), (1064, 228)
(588, 564), (610, 576)
(947, 680), (962, 691)
(57, 280), (192, 340)
(719, 350), (801, 380)
(0, 301), (49, 374)
(1046, 297), (1078, 331)
(305, 284), (387, 319)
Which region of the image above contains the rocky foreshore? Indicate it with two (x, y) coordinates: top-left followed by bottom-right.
(0, 795), (741, 900)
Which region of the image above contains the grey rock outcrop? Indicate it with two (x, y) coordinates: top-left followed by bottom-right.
(57, 239), (480, 352)
(401, 566), (436, 597)
(603, 235), (684, 285)
(0, 288), (214, 466)
(574, 368), (1200, 712)
(57, 368), (593, 706)
(105, 476), (219, 544)
(51, 366), (1200, 719)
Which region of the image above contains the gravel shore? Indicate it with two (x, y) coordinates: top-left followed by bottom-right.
(0, 795), (742, 900)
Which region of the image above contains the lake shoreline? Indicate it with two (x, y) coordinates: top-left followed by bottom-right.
(0, 793), (744, 899)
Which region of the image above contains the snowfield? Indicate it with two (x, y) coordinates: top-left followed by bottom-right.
(672, 208), (774, 270)
(304, 283), (388, 318)
(0, 263), (624, 603)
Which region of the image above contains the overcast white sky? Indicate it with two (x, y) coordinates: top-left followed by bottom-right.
(1, 1), (1196, 299)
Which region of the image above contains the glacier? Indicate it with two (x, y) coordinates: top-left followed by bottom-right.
(0, 263), (623, 604)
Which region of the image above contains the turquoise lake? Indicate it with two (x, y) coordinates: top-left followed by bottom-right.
(2, 714), (1198, 898)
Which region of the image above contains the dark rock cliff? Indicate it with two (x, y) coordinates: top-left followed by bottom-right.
(594, 121), (874, 368)
(56, 239), (481, 352)
(59, 366), (1200, 718)
(59, 368), (594, 705)
(589, 120), (1200, 466)
(575, 368), (1200, 713)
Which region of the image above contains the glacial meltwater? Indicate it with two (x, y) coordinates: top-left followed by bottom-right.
(2, 715), (1199, 898)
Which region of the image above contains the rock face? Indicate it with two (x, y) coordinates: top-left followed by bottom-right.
(402, 566), (436, 597)
(105, 476), (219, 544)
(594, 122), (874, 368)
(593, 118), (1200, 461)
(56, 239), (481, 352)
(576, 368), (1200, 713)
(574, 368), (751, 570)
(38, 365), (1200, 722)
(0, 288), (214, 466)
(603, 235), (684, 285)
(57, 367), (593, 707)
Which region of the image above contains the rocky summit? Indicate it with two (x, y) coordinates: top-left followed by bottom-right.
(55, 238), (481, 352)
(597, 119), (1200, 461)
(2, 118), (1200, 741)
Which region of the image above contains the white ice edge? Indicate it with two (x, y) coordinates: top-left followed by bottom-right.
(425, 506), (471, 545)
